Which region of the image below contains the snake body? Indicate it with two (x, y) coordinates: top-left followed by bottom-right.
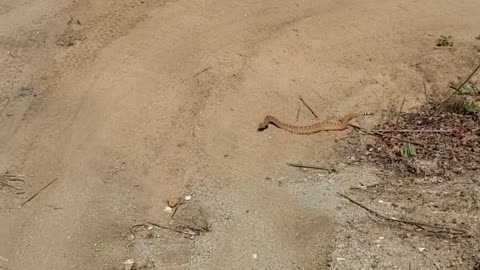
(257, 112), (371, 135)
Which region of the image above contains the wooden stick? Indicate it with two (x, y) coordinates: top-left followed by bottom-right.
(0, 182), (20, 190)
(2, 173), (25, 182)
(147, 222), (197, 236)
(170, 198), (185, 220)
(348, 123), (424, 146)
(286, 163), (335, 172)
(4, 178), (24, 182)
(423, 80), (429, 102)
(299, 97), (318, 119)
(2, 173), (26, 177)
(373, 129), (453, 133)
(337, 192), (468, 235)
(46, 204), (63, 210)
(193, 66), (211, 78)
(130, 223), (196, 238)
(245, 63), (263, 75)
(438, 63), (480, 108)
(295, 104), (301, 122)
(0, 96), (10, 116)
(350, 183), (383, 190)
(395, 98), (406, 128)
(19, 178), (58, 208)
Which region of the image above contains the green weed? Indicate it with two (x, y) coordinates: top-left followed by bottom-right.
(400, 143), (416, 159)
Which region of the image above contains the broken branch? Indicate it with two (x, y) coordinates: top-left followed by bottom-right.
(130, 222), (198, 238)
(395, 98), (406, 128)
(148, 222), (196, 236)
(348, 123), (424, 146)
(286, 163), (335, 173)
(0, 96), (10, 116)
(373, 129), (453, 133)
(437, 63), (480, 108)
(299, 97), (319, 119)
(337, 192), (468, 236)
(193, 66), (211, 78)
(0, 182), (20, 190)
(19, 178), (58, 208)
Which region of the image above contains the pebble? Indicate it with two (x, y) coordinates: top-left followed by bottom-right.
(167, 198), (179, 208)
(124, 259), (135, 270)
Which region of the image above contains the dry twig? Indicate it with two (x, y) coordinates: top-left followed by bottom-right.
(19, 178), (58, 208)
(3, 177), (24, 182)
(0, 96), (10, 116)
(437, 63), (480, 109)
(395, 98), (406, 128)
(295, 104), (301, 122)
(147, 222), (197, 236)
(337, 192), (468, 236)
(193, 66), (211, 78)
(46, 204), (63, 210)
(373, 129), (453, 133)
(2, 173), (26, 178)
(350, 182), (383, 190)
(286, 163), (335, 173)
(423, 80), (429, 102)
(170, 198), (185, 220)
(131, 222), (197, 237)
(348, 123), (424, 146)
(299, 97), (318, 119)
(0, 182), (20, 190)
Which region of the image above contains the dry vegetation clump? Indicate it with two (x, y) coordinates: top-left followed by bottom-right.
(356, 81), (480, 179)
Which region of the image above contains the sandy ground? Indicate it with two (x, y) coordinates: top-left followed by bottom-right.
(1, 0), (479, 269)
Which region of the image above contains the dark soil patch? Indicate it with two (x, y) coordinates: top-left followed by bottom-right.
(348, 100), (479, 180)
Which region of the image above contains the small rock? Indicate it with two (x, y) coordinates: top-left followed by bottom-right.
(167, 198), (179, 208)
(336, 258), (346, 261)
(418, 247), (426, 252)
(164, 206), (173, 213)
(185, 195), (192, 201)
(124, 259), (135, 270)
(252, 253), (258, 259)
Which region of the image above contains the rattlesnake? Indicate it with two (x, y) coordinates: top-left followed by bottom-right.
(257, 112), (372, 135)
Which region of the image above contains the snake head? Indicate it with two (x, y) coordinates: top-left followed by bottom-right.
(258, 116), (272, 131)
(257, 122), (268, 131)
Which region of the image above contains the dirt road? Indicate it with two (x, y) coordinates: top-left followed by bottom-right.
(1, 0), (479, 269)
